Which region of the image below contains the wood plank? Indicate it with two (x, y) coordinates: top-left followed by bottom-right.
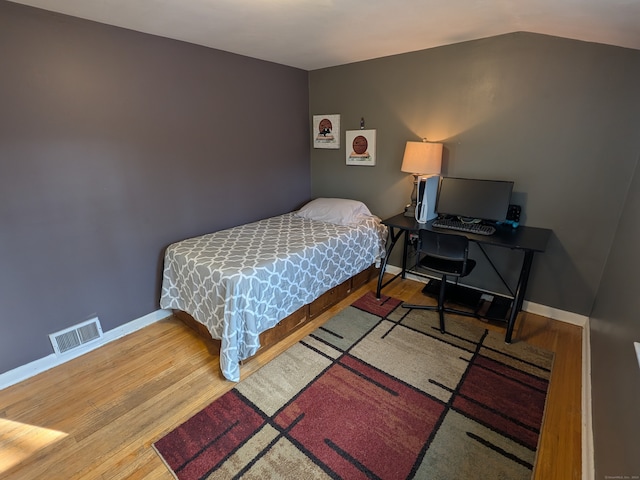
(0, 277), (581, 479)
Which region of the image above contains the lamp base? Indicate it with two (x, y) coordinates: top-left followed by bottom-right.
(404, 173), (420, 218)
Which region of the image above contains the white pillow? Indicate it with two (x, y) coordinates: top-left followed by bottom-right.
(295, 198), (372, 226)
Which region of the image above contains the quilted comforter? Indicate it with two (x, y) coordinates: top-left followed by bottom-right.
(160, 212), (387, 381)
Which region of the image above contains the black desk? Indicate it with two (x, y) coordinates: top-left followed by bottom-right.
(376, 214), (551, 343)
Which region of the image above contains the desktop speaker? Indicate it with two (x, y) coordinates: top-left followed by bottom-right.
(499, 204), (522, 228)
(507, 204), (521, 222)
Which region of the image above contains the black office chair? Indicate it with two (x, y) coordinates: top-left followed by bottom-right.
(402, 229), (478, 333)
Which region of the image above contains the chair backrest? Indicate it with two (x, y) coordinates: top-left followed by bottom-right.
(418, 229), (470, 263)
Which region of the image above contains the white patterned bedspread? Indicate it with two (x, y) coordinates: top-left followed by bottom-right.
(160, 213), (387, 381)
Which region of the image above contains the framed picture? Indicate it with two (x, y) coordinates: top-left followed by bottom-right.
(346, 129), (376, 166)
(313, 114), (340, 149)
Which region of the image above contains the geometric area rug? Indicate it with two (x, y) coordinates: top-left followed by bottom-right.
(153, 291), (554, 480)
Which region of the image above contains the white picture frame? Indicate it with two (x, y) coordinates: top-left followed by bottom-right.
(346, 129), (376, 166)
(313, 114), (340, 149)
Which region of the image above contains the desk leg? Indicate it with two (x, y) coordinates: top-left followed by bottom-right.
(376, 227), (406, 298)
(505, 251), (536, 343)
(401, 228), (409, 279)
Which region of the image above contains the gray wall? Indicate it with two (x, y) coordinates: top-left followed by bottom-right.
(0, 2), (310, 374)
(309, 32), (640, 316)
(590, 157), (640, 478)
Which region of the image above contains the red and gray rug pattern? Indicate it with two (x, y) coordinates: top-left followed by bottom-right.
(154, 292), (553, 479)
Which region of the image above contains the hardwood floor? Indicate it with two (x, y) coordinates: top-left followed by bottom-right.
(0, 276), (582, 479)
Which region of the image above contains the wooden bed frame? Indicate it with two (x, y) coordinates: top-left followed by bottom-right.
(174, 264), (379, 362)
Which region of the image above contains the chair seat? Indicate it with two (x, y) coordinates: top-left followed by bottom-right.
(420, 256), (476, 277)
(403, 229), (478, 334)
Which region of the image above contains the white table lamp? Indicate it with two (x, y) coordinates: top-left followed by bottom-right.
(400, 139), (443, 218)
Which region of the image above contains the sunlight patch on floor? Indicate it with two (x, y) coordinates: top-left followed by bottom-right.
(0, 418), (68, 472)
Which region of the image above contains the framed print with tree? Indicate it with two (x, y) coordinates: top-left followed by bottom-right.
(346, 129), (376, 166)
(313, 114), (340, 149)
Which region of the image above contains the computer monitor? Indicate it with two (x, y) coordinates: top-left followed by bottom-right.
(435, 177), (514, 222)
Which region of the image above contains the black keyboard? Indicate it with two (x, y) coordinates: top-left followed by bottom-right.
(432, 218), (496, 236)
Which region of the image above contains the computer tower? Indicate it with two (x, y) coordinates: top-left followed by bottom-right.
(416, 175), (440, 223)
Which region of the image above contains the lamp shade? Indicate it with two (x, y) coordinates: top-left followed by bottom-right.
(400, 141), (443, 175)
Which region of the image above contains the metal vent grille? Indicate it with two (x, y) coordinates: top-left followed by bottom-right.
(77, 321), (100, 343)
(49, 317), (103, 355)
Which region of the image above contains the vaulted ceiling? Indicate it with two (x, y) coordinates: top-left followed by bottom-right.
(9, 0), (640, 70)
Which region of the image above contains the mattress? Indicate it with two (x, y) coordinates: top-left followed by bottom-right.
(160, 212), (387, 381)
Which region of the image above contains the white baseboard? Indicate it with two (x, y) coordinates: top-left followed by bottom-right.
(0, 309), (172, 391)
(385, 264), (595, 479)
(524, 301), (588, 327)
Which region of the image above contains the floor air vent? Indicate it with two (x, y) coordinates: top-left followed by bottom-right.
(49, 317), (103, 355)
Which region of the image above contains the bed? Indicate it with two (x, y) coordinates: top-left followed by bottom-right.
(160, 198), (387, 382)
